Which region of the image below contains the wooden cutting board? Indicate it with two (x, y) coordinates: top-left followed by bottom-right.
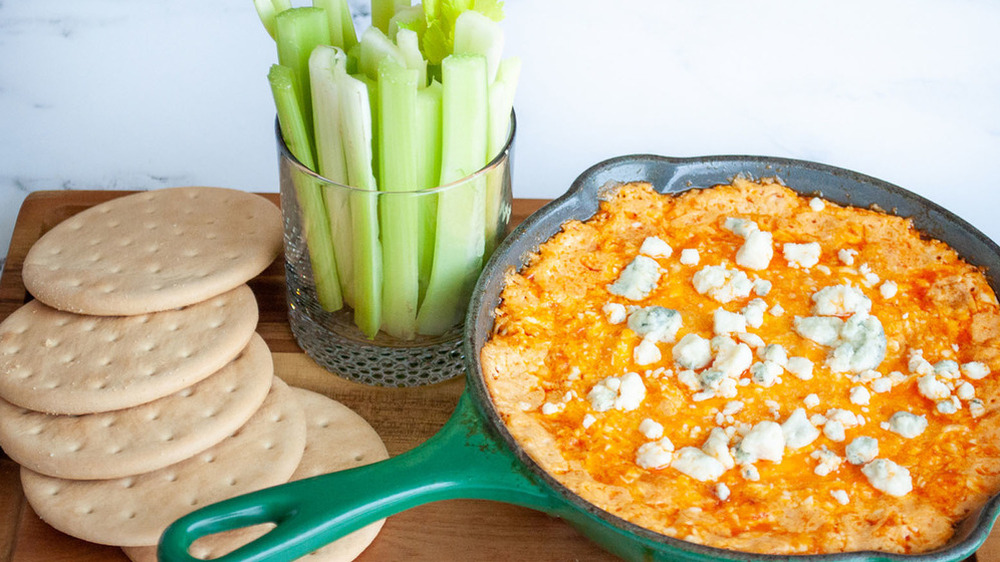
(0, 190), (995, 562)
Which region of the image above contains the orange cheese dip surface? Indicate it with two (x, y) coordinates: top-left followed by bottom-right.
(480, 178), (1000, 555)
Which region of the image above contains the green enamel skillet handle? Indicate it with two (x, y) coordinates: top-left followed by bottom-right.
(157, 391), (558, 562)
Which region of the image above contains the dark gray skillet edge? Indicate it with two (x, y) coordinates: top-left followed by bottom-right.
(466, 154), (1000, 562)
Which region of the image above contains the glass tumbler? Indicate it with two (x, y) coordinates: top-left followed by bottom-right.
(277, 116), (514, 386)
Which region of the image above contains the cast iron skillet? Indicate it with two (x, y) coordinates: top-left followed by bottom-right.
(159, 155), (1000, 562)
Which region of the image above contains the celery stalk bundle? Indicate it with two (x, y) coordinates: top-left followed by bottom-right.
(259, 0), (519, 340)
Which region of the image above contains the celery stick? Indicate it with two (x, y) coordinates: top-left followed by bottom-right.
(309, 46), (357, 307)
(487, 57), (520, 158)
(415, 80), (443, 302)
(269, 64), (343, 311)
(337, 0), (358, 52)
(483, 56), (520, 257)
(309, 46), (349, 183)
(358, 74), (380, 186)
(376, 59), (421, 340)
(275, 8), (331, 156)
(338, 74), (382, 338)
(340, 75), (378, 191)
(386, 4), (427, 41)
(372, 0), (411, 34)
(345, 44), (360, 75)
(453, 10), (504, 81)
(387, 5), (426, 40)
(269, 65), (315, 174)
(395, 28), (427, 88)
(416, 54), (489, 335)
(312, 0), (357, 51)
(416, 81), (443, 188)
(437, 54), (488, 182)
(358, 26), (407, 82)
(254, 0), (292, 39)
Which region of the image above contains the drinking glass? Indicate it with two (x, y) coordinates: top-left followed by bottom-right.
(278, 115), (514, 386)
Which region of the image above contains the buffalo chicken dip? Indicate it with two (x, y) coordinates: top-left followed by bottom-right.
(480, 177), (1000, 554)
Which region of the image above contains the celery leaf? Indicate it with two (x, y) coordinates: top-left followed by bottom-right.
(421, 0), (504, 64)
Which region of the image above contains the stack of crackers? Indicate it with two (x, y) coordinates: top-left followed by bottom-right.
(0, 187), (388, 561)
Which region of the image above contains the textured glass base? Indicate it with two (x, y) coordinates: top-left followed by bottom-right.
(285, 262), (465, 387)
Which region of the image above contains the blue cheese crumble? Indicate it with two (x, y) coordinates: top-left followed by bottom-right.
(811, 446), (843, 476)
(679, 248), (700, 265)
(636, 437), (675, 469)
(861, 458), (913, 497)
(846, 436), (879, 465)
(602, 302), (628, 324)
(735, 421), (785, 464)
(608, 255), (661, 301)
(811, 284), (872, 317)
(827, 313), (888, 373)
(795, 312), (887, 374)
(639, 418), (665, 439)
(783, 242), (821, 268)
(713, 308), (747, 335)
(628, 306), (682, 343)
(671, 447), (726, 481)
(886, 411), (928, 438)
(794, 316), (844, 347)
(736, 230), (774, 270)
(781, 408), (820, 449)
(672, 333), (713, 370)
(962, 361), (991, 380)
(692, 265), (754, 304)
(639, 236), (673, 258)
(633, 339), (662, 366)
(587, 373), (647, 412)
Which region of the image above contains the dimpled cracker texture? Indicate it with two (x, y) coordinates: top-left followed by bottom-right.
(20, 377), (306, 547)
(22, 186), (282, 316)
(0, 333), (273, 480)
(0, 284), (258, 414)
(122, 387), (389, 562)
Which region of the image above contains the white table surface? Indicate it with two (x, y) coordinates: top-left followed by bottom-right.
(2, 0), (999, 268)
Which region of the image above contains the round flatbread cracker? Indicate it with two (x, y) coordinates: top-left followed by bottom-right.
(20, 377), (306, 547)
(285, 387), (389, 480)
(22, 186), (282, 315)
(121, 387), (389, 562)
(0, 333), (273, 480)
(0, 284), (258, 414)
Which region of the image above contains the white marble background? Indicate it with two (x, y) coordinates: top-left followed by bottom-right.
(2, 0), (999, 268)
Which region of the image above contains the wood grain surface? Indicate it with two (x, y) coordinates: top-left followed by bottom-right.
(0, 190), (994, 562)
